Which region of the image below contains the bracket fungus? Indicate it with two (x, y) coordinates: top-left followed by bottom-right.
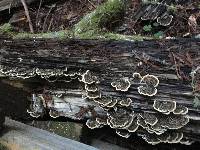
(132, 72), (142, 84)
(138, 74), (159, 96)
(157, 12), (173, 26)
(116, 129), (131, 138)
(36, 68), (64, 79)
(107, 108), (135, 129)
(160, 114), (189, 130)
(85, 83), (99, 92)
(111, 78), (131, 92)
(140, 132), (184, 145)
(106, 99), (118, 108)
(173, 105), (188, 115)
(81, 70), (99, 84)
(86, 90), (101, 99)
(0, 65), (36, 79)
(86, 119), (101, 129)
(49, 109), (60, 118)
(126, 116), (139, 132)
(139, 112), (158, 126)
(153, 100), (176, 114)
(96, 117), (108, 126)
(27, 94), (45, 118)
(118, 98), (132, 107)
(93, 96), (113, 106)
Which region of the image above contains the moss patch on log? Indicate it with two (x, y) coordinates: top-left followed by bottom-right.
(0, 0), (154, 41)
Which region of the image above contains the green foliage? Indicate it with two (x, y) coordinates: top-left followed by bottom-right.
(74, 0), (125, 36)
(193, 96), (200, 108)
(0, 143), (9, 150)
(143, 25), (152, 32)
(153, 31), (164, 39)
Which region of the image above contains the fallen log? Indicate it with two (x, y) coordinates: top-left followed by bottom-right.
(0, 37), (200, 145)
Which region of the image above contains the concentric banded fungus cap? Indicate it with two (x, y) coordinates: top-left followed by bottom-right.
(140, 133), (161, 145)
(49, 109), (60, 118)
(118, 98), (132, 107)
(167, 132), (183, 143)
(138, 85), (157, 96)
(96, 117), (108, 125)
(138, 74), (159, 96)
(86, 119), (101, 129)
(93, 96), (112, 106)
(81, 70), (98, 84)
(150, 121), (167, 135)
(126, 116), (139, 132)
(157, 12), (173, 26)
(27, 111), (41, 118)
(132, 72), (142, 84)
(111, 78), (131, 92)
(116, 129), (131, 138)
(139, 112), (158, 126)
(180, 138), (194, 145)
(86, 90), (101, 99)
(107, 108), (134, 128)
(141, 74), (159, 87)
(160, 115), (189, 129)
(173, 105), (188, 115)
(106, 99), (118, 108)
(85, 83), (99, 92)
(137, 116), (149, 129)
(153, 100), (176, 114)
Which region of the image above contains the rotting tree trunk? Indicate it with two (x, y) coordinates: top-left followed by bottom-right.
(1, 37), (200, 144)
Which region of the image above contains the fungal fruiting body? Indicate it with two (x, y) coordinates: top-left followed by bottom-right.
(153, 100), (176, 114)
(111, 78), (131, 92)
(157, 12), (173, 26)
(27, 94), (45, 118)
(138, 74), (159, 96)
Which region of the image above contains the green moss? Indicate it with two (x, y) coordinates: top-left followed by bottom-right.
(13, 30), (73, 39)
(74, 0), (126, 36)
(193, 96), (200, 108)
(0, 23), (14, 37)
(0, 143), (9, 150)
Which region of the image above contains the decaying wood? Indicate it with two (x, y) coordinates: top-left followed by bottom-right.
(0, 37), (200, 144)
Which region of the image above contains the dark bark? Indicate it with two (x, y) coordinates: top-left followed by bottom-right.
(0, 37), (200, 144)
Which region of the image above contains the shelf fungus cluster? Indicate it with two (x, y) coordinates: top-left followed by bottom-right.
(23, 69), (192, 145)
(0, 65), (84, 82)
(137, 2), (174, 26)
(111, 73), (159, 97)
(139, 132), (187, 145)
(80, 70), (101, 99)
